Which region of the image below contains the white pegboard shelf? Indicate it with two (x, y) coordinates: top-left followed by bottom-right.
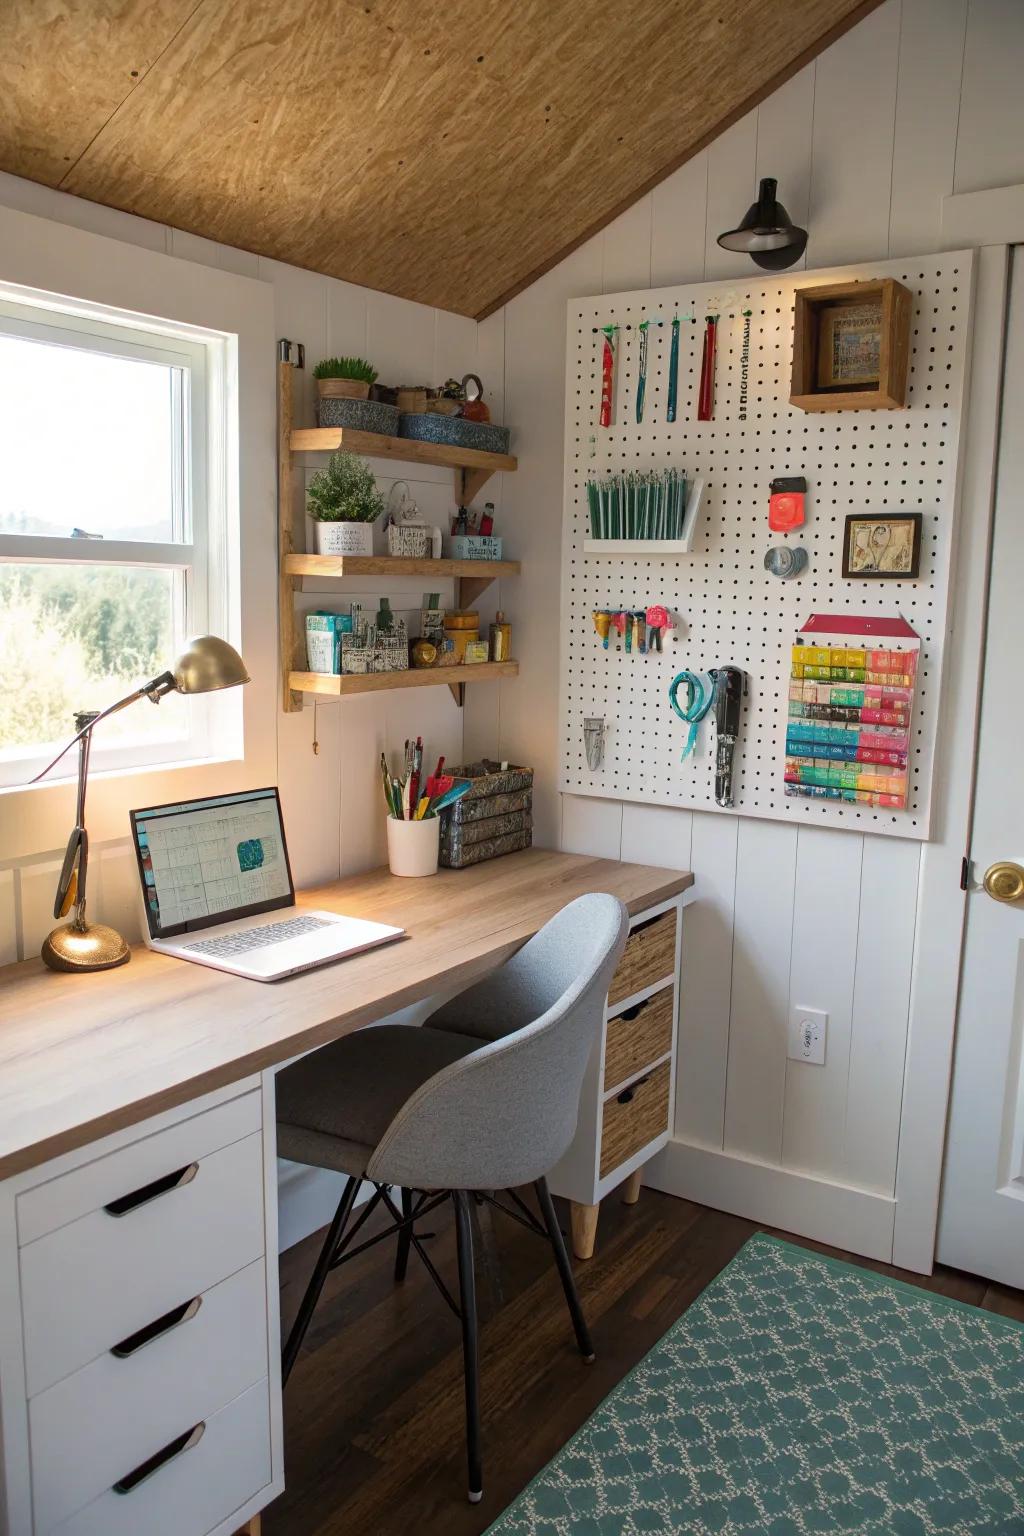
(559, 252), (975, 841)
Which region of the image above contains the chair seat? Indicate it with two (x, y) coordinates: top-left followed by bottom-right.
(277, 1023), (483, 1177)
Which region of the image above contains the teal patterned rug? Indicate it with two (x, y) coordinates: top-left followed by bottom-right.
(487, 1233), (1024, 1536)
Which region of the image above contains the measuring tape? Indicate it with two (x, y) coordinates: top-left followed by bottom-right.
(668, 670), (719, 760)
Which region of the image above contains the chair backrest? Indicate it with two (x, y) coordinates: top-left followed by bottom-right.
(367, 893), (629, 1191)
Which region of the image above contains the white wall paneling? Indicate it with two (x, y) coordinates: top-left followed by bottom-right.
(560, 250), (974, 840)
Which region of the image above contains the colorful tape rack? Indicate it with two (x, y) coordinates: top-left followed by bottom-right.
(784, 615), (919, 811)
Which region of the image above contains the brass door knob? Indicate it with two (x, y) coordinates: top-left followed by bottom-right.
(983, 861), (1024, 903)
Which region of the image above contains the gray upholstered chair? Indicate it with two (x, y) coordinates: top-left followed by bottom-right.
(276, 892), (628, 1502)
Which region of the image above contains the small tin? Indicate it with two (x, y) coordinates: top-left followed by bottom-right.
(464, 639), (490, 664)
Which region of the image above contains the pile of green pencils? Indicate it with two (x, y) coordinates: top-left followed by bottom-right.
(585, 469), (687, 541)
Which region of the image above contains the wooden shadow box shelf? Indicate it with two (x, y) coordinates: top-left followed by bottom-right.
(791, 277), (911, 412)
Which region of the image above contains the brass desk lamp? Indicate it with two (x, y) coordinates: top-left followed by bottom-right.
(31, 635), (249, 973)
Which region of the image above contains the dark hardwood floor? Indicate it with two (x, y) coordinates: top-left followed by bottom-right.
(266, 1187), (1024, 1536)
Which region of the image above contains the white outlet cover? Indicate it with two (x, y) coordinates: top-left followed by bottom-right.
(789, 1007), (827, 1065)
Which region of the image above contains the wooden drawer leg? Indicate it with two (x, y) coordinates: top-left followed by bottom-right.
(570, 1201), (600, 1260)
(622, 1167), (643, 1205)
(235, 1518), (261, 1535)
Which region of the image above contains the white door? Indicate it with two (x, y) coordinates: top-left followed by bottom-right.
(937, 249), (1024, 1288)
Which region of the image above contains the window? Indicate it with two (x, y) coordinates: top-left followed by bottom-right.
(0, 293), (231, 787)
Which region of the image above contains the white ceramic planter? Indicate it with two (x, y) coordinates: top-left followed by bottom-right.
(386, 815), (440, 878)
(314, 521), (374, 556)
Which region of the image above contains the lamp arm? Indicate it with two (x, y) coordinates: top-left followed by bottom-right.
(30, 671), (176, 785)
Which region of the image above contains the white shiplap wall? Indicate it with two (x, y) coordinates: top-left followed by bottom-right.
(483, 0), (1024, 1259)
(1, 0), (1021, 1260)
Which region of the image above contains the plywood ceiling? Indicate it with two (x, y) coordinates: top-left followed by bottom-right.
(0, 0), (879, 319)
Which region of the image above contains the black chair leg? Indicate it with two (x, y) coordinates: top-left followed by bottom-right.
(394, 1186), (413, 1282)
(282, 1174), (360, 1386)
(453, 1190), (483, 1504)
(534, 1177), (595, 1363)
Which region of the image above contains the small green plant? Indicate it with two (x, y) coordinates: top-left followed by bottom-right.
(306, 450), (385, 524)
(312, 355), (378, 384)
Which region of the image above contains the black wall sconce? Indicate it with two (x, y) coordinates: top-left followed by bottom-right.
(717, 177), (807, 270)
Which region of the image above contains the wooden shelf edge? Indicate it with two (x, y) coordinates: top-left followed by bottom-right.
(284, 553), (520, 579)
(289, 661), (519, 697)
(289, 425), (517, 473)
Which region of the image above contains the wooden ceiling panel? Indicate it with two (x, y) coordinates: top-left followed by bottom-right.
(0, 1), (201, 185)
(0, 0), (879, 317)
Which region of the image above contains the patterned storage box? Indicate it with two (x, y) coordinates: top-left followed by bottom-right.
(438, 761), (534, 868)
(398, 412), (511, 456)
(387, 523), (430, 557)
(317, 397), (400, 435)
(449, 535), (503, 561)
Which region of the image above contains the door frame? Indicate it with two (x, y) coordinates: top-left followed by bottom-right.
(894, 186), (1024, 1272)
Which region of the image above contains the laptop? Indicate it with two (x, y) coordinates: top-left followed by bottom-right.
(130, 787), (404, 981)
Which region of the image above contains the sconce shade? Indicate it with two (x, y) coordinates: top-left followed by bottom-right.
(717, 177), (808, 270)
(172, 635), (250, 695)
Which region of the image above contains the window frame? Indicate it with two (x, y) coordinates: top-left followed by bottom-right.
(0, 294), (228, 786)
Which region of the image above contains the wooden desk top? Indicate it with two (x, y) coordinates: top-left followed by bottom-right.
(0, 849), (692, 1180)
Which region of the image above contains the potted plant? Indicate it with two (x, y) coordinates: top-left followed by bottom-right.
(306, 449), (384, 555)
(312, 356), (378, 402)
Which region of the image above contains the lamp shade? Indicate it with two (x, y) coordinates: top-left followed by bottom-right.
(717, 177), (807, 270)
(172, 635), (250, 695)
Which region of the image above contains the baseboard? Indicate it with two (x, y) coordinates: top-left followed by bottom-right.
(276, 1160), (373, 1253)
(646, 1138), (897, 1263)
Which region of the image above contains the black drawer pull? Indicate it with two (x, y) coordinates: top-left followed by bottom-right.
(111, 1295), (202, 1359)
(617, 999), (649, 1022)
(104, 1161), (198, 1217)
(113, 1420), (205, 1494)
(616, 1073), (651, 1106)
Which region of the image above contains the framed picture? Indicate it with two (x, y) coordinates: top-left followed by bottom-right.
(817, 301), (882, 389)
(842, 514), (922, 579)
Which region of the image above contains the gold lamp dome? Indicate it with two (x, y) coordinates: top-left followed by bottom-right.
(172, 635), (250, 695)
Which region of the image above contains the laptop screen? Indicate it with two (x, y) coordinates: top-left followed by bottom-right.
(130, 787), (295, 939)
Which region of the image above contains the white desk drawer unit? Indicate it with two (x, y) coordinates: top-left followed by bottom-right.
(29, 1259), (268, 1534)
(49, 1378), (272, 1536)
(549, 893), (684, 1260)
(0, 1083), (282, 1536)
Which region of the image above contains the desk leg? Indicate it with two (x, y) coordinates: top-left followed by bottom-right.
(570, 1201), (599, 1260)
(622, 1167), (643, 1205)
(235, 1519), (261, 1535)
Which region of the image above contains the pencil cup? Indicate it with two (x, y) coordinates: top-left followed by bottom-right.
(386, 814), (440, 877)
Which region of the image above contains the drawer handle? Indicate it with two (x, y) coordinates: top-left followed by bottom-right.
(111, 1295), (203, 1359)
(104, 1161), (199, 1217)
(113, 1420), (205, 1495)
(616, 1073), (651, 1105)
(617, 999), (649, 1022)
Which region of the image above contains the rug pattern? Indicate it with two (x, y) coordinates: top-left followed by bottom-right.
(486, 1233), (1024, 1536)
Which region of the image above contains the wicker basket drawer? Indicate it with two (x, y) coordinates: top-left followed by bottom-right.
(608, 910), (677, 1007)
(599, 1060), (671, 1178)
(603, 986), (674, 1093)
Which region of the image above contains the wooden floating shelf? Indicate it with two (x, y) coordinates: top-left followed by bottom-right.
(290, 426), (516, 476)
(284, 553), (520, 580)
(290, 660), (519, 703)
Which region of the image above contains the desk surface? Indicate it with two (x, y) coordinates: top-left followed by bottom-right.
(0, 849), (692, 1180)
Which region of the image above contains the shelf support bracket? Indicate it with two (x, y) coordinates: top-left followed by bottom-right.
(448, 682), (466, 707)
(454, 466), (495, 507)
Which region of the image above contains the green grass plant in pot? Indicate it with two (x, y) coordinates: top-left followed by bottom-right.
(307, 449), (384, 556)
(312, 356), (378, 402)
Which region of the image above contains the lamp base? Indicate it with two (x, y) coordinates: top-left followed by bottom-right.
(41, 922), (131, 973)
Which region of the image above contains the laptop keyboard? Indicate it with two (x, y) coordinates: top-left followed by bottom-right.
(183, 914), (332, 959)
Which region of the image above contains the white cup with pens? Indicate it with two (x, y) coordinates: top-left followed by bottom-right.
(381, 740), (471, 877)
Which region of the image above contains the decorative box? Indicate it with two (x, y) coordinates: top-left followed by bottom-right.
(398, 412), (511, 456)
(387, 523), (430, 557)
(317, 397), (400, 434)
(449, 535), (503, 561)
(438, 761), (534, 869)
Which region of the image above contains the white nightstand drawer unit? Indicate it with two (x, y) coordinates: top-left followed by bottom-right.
(20, 1129), (266, 1398)
(48, 1378), (272, 1536)
(29, 1259), (269, 1534)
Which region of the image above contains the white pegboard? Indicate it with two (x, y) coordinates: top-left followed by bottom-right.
(558, 251), (976, 840)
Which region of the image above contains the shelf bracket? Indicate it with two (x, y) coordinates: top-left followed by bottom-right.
(454, 465), (495, 507)
(448, 682), (466, 707)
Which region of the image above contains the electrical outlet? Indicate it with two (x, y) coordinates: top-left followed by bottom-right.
(788, 1007), (827, 1065)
